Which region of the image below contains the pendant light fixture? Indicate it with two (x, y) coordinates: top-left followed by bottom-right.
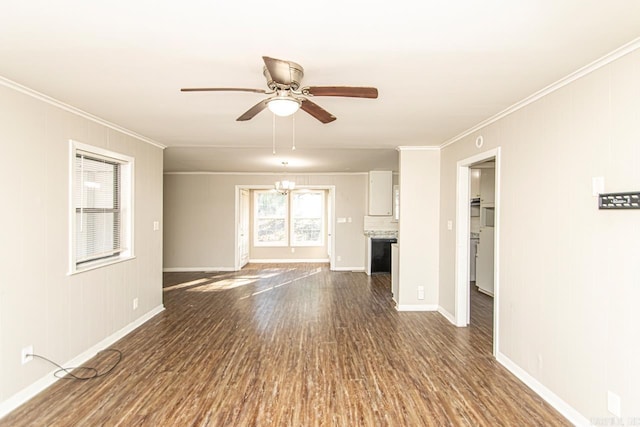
(274, 161), (295, 195)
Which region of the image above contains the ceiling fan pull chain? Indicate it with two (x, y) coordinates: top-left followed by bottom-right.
(292, 115), (296, 151)
(272, 113), (276, 155)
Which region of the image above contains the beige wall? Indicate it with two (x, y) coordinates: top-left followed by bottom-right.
(397, 148), (440, 308)
(0, 84), (164, 410)
(164, 173), (368, 270)
(438, 50), (640, 420)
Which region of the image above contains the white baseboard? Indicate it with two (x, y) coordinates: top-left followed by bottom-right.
(331, 266), (365, 272)
(496, 351), (590, 426)
(163, 267), (235, 272)
(249, 258), (330, 264)
(396, 304), (438, 312)
(437, 306), (457, 324)
(0, 305), (165, 419)
(477, 287), (494, 297)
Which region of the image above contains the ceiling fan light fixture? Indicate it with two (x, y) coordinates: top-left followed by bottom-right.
(268, 97), (301, 117)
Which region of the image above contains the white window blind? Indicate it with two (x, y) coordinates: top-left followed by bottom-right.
(74, 152), (122, 265)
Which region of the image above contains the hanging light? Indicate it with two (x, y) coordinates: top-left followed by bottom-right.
(274, 161), (295, 195)
(274, 179), (296, 195)
(268, 96), (301, 117)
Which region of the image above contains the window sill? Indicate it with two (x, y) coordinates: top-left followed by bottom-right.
(68, 255), (136, 276)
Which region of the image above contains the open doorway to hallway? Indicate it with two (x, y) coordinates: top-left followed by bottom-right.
(469, 159), (496, 352)
(454, 147), (500, 356)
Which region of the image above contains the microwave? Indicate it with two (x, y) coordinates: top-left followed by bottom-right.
(481, 206), (495, 227)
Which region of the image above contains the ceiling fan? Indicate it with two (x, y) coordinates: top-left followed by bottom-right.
(181, 56), (378, 124)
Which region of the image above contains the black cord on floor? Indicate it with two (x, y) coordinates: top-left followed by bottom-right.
(28, 349), (123, 381)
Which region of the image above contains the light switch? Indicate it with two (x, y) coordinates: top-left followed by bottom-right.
(607, 391), (621, 417)
(447, 220), (453, 230)
(337, 218), (347, 223)
(592, 177), (604, 196)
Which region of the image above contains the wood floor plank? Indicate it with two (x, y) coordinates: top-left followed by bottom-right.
(1, 264), (570, 426)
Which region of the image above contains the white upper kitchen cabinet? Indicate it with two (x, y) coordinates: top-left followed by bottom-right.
(368, 171), (393, 216)
(480, 168), (495, 205)
(470, 169), (481, 199)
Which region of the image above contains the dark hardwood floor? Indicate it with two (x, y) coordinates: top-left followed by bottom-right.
(2, 264), (569, 426)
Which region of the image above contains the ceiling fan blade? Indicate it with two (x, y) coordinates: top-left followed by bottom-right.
(300, 98), (336, 124)
(236, 99), (269, 121)
(181, 87), (266, 94)
(262, 56), (293, 86)
(304, 86), (378, 99)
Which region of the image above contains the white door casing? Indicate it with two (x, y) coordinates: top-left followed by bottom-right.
(454, 147), (500, 357)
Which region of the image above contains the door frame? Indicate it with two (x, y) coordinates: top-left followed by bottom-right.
(237, 188), (250, 270)
(454, 147), (501, 356)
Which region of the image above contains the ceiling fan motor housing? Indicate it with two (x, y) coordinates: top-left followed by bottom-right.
(263, 61), (304, 91)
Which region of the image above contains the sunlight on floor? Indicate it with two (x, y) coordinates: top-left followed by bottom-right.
(187, 278), (256, 292)
(239, 267), (322, 300)
(163, 271), (285, 293)
(163, 277), (212, 292)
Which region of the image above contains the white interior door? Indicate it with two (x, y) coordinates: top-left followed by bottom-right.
(238, 189), (250, 268)
(327, 189), (332, 259)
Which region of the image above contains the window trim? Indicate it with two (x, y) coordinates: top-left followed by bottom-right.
(68, 140), (135, 275)
(253, 189), (289, 247)
(290, 190), (325, 247)
(252, 189), (326, 248)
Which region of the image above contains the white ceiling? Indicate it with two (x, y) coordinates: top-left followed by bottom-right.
(1, 1), (639, 173)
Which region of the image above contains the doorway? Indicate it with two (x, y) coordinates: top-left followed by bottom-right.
(237, 189), (250, 270)
(454, 147), (500, 356)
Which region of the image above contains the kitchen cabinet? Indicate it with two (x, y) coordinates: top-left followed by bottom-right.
(469, 235), (479, 281)
(470, 169), (481, 199)
(480, 168), (495, 204)
(369, 171), (392, 216)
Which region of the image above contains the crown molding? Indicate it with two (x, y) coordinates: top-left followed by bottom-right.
(439, 36), (640, 149)
(396, 146), (440, 151)
(0, 76), (166, 150)
(163, 171), (369, 176)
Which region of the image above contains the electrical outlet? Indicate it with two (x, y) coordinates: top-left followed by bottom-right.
(21, 345), (33, 364)
(133, 298), (139, 310)
(291, 247), (295, 253)
(337, 255), (342, 262)
(417, 286), (425, 300)
(537, 354), (543, 370)
(153, 221), (160, 231)
(607, 391), (621, 417)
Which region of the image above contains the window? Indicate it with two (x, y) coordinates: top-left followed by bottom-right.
(291, 191), (324, 246)
(70, 141), (134, 273)
(254, 190), (288, 246)
(253, 189), (325, 247)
